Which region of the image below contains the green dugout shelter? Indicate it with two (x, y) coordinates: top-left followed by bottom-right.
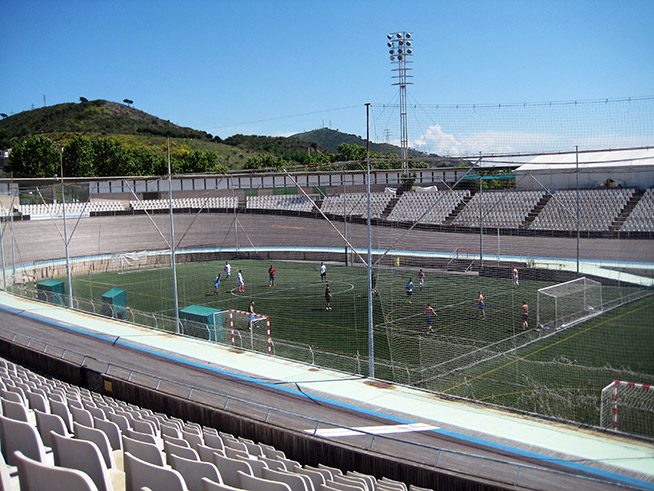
(102, 288), (127, 319)
(36, 280), (65, 306)
(179, 305), (224, 342)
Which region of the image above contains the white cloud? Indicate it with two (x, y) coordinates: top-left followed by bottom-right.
(411, 124), (654, 157)
(412, 124), (559, 156)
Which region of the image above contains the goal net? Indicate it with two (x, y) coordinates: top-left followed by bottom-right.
(600, 380), (654, 438)
(221, 309), (271, 355)
(537, 277), (602, 330)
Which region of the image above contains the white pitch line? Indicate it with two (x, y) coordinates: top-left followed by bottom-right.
(305, 423), (438, 438)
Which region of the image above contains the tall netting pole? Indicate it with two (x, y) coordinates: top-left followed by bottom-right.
(167, 137), (181, 334)
(366, 102), (374, 378)
(60, 148), (73, 308)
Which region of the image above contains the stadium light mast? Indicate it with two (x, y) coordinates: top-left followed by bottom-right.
(388, 31), (413, 171)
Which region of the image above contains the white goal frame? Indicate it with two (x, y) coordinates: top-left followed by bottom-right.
(228, 309), (271, 355)
(537, 277), (602, 330)
(600, 380), (654, 433)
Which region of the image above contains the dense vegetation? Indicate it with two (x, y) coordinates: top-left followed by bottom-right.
(7, 134), (227, 177)
(0, 99), (435, 177)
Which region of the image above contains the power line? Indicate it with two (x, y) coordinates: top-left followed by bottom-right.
(206, 105), (362, 131)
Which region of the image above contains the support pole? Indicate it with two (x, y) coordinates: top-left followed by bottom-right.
(366, 103), (374, 379)
(478, 161), (483, 276)
(0, 217), (6, 290)
(60, 147), (73, 308)
(167, 137), (181, 334)
(576, 145), (580, 275)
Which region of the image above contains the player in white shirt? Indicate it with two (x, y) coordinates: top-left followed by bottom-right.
(237, 270), (245, 292)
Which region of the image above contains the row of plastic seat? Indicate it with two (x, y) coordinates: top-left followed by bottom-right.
(530, 188), (635, 231)
(453, 190), (545, 228)
(388, 190), (469, 224)
(321, 193), (394, 219)
(0, 357), (430, 491)
(246, 196), (314, 212)
(131, 197), (238, 210)
(17, 202), (125, 215)
(621, 189), (654, 231)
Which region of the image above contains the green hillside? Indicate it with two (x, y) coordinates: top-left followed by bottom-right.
(0, 99), (210, 141)
(0, 99), (434, 176)
(292, 127), (429, 157)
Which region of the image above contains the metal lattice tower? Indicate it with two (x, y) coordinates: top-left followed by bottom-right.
(387, 31), (413, 171)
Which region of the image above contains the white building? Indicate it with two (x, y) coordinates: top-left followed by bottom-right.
(514, 148), (654, 191)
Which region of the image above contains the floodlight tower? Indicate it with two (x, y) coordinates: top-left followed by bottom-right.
(387, 31), (413, 171)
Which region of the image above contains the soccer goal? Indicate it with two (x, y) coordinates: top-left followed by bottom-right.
(224, 309), (271, 355)
(112, 251), (151, 274)
(600, 380), (654, 438)
(537, 277), (602, 330)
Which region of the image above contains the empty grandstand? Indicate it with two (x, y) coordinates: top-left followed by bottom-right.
(529, 188), (635, 232)
(0, 355), (434, 491)
(246, 194), (313, 213)
(451, 190), (545, 229)
(387, 190), (469, 225)
(621, 188), (654, 232)
(321, 191), (394, 219)
(130, 196), (237, 211)
(16, 201), (126, 218)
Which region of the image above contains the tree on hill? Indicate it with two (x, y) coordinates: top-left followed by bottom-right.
(63, 135), (95, 177)
(123, 99), (134, 107)
(243, 154), (287, 170)
(7, 135), (59, 178)
(93, 138), (129, 177)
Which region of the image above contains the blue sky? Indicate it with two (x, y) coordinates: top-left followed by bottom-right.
(2, 0), (653, 155)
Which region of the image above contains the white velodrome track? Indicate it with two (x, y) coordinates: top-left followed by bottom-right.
(3, 212), (654, 489)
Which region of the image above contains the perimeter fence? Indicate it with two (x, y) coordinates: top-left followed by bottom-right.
(1, 97), (653, 437)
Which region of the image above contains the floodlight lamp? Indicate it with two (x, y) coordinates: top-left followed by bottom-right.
(397, 32), (402, 38)
(406, 32), (412, 38)
(398, 48), (403, 54)
(387, 34), (393, 39)
(406, 40), (411, 46)
(387, 41), (393, 47)
(390, 55), (395, 61)
(407, 49), (412, 54)
(389, 49), (394, 54)
(398, 55), (403, 60)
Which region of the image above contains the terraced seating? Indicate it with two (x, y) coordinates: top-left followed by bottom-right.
(321, 192), (394, 219)
(0, 356), (429, 491)
(530, 188), (634, 232)
(246, 195), (313, 213)
(387, 190), (469, 225)
(452, 190), (545, 229)
(130, 196), (237, 210)
(16, 201), (126, 217)
(621, 188), (654, 232)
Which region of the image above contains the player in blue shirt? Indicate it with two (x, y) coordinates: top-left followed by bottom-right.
(406, 278), (414, 304)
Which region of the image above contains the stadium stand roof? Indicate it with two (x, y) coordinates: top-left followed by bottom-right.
(515, 147), (654, 190)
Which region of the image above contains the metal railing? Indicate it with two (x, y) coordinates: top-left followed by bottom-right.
(0, 322), (643, 490)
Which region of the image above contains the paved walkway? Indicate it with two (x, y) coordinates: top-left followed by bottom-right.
(1, 291), (652, 489)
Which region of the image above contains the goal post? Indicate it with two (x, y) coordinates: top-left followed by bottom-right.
(537, 277), (602, 330)
(226, 309), (271, 355)
(600, 380), (654, 438)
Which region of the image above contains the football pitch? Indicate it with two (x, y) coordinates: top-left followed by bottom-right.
(66, 258), (654, 429)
